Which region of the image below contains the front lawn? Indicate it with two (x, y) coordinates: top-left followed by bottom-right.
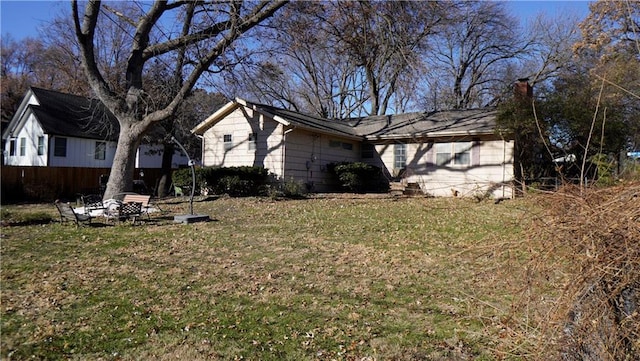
(1, 196), (549, 360)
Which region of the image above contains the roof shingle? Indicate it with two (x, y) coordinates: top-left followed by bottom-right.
(245, 100), (498, 140)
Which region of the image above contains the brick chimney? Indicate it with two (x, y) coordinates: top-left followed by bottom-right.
(515, 77), (533, 99)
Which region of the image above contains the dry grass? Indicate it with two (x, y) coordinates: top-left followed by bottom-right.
(501, 182), (640, 360)
(3, 190), (632, 360)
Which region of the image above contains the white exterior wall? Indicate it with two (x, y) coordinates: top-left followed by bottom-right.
(283, 130), (360, 192)
(3, 113), (47, 166)
(201, 108), (286, 176)
(2, 115), (183, 168)
(2, 111), (118, 168)
(199, 107), (361, 192)
(135, 144), (190, 169)
(3, 90), (184, 169)
(372, 138), (514, 198)
(48, 136), (117, 168)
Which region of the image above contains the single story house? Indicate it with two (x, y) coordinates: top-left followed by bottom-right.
(2, 87), (188, 168)
(192, 98), (515, 198)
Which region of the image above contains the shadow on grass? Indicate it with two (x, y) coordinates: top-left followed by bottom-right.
(142, 214), (219, 225)
(1, 219), (54, 227)
(158, 195), (221, 205)
(2, 220), (113, 227)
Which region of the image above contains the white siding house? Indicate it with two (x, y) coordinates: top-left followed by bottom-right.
(193, 98), (515, 198)
(2, 87), (187, 168)
(367, 137), (513, 198)
(194, 99), (361, 192)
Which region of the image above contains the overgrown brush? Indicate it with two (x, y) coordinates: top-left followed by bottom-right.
(512, 182), (640, 360)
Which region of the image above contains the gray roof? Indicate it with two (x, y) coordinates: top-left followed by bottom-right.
(29, 87), (119, 140)
(248, 100), (499, 140)
(250, 103), (359, 139)
(350, 108), (498, 140)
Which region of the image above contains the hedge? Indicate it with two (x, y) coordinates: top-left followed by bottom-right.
(172, 166), (271, 197)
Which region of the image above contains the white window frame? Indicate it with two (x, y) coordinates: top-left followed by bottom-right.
(248, 133), (257, 151)
(435, 142), (472, 167)
(394, 143), (406, 169)
(453, 142), (471, 166)
(435, 143), (450, 166)
(223, 134), (233, 150)
(19, 137), (26, 156)
(37, 136), (45, 156)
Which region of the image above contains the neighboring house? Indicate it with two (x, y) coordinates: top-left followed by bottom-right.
(192, 98), (515, 198)
(2, 87), (188, 168)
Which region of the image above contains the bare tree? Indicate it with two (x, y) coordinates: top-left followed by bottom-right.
(424, 1), (530, 110)
(1, 2), (144, 123)
(229, 1), (447, 117)
(227, 2), (368, 118)
(72, 0), (288, 200)
(1, 36), (38, 121)
(0, 34), (94, 122)
(524, 14), (581, 87)
(323, 1), (447, 115)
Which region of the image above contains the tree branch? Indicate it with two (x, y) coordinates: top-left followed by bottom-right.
(72, 0), (123, 112)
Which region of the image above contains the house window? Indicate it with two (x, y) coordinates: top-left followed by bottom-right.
(362, 143), (374, 159)
(394, 143), (406, 169)
(54, 137), (67, 157)
(19, 137), (26, 156)
(435, 142), (472, 166)
(37, 136), (45, 156)
(9, 139), (16, 156)
(454, 142), (471, 165)
(435, 143), (450, 166)
(223, 134), (233, 150)
(248, 133), (257, 150)
(95, 141), (106, 160)
(330, 139), (353, 151)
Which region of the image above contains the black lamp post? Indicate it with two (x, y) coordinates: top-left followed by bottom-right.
(171, 136), (209, 224)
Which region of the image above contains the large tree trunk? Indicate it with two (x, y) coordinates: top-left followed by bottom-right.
(103, 122), (141, 200)
(156, 143), (175, 198)
(73, 0), (288, 200)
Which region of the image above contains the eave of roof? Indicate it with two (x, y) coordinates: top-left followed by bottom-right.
(191, 100), (239, 135)
(249, 102), (361, 140)
(192, 98), (362, 141)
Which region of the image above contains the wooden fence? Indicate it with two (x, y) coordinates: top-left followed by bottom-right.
(1, 166), (166, 203)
